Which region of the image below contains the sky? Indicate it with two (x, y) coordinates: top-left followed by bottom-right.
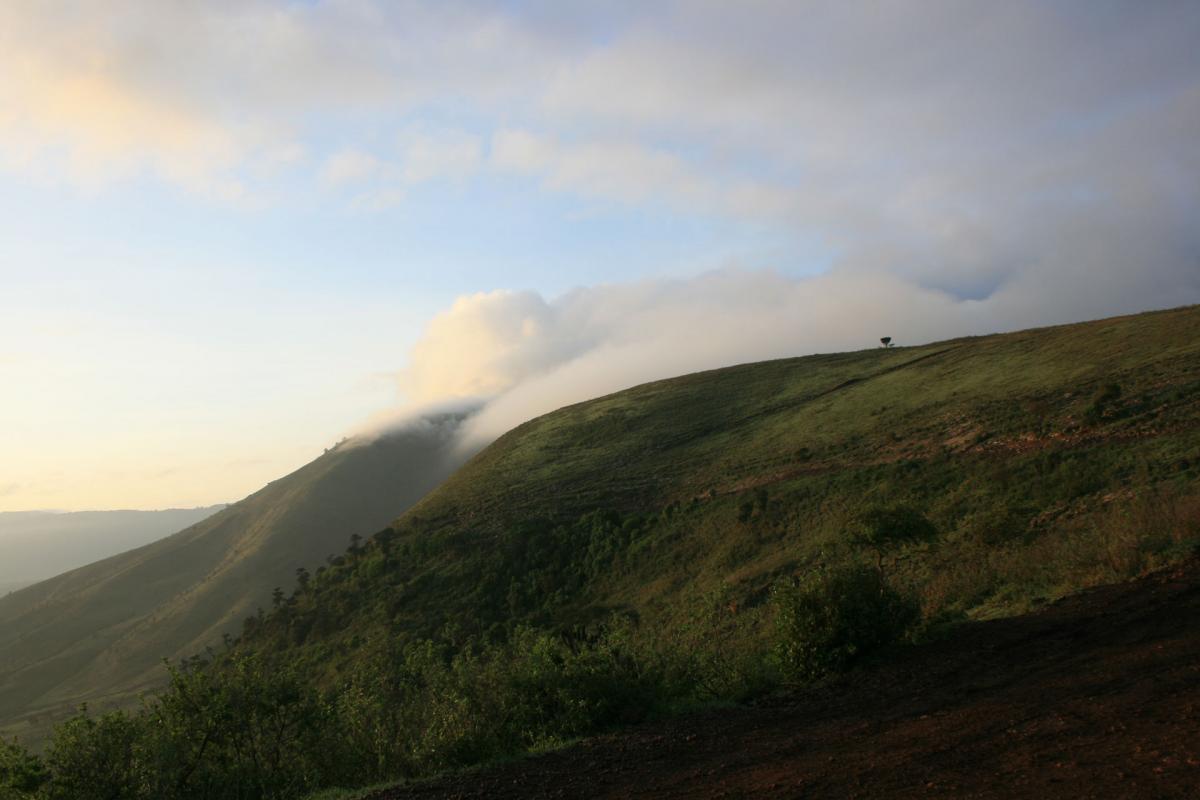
(1, 0), (1198, 511)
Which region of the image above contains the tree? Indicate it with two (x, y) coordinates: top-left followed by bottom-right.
(880, 336), (893, 348)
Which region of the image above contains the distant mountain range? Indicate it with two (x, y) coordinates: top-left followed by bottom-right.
(0, 412), (472, 742)
(0, 507), (226, 596)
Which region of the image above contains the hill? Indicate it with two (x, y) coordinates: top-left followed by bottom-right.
(4, 306), (1198, 799)
(0, 414), (469, 743)
(0, 507), (225, 597)
(250, 305), (1200, 659)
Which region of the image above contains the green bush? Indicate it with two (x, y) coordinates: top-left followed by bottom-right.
(0, 738), (45, 800)
(42, 711), (144, 800)
(852, 505), (938, 573)
(772, 565), (919, 683)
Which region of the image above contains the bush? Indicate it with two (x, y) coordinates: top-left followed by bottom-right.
(42, 710), (144, 800)
(853, 505), (938, 573)
(772, 565), (919, 682)
(1083, 383), (1122, 424)
(0, 738), (45, 799)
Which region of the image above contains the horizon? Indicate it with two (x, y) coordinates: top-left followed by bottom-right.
(3, 1), (1198, 511)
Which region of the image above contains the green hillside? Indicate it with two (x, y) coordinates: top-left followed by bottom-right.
(3, 307), (1199, 800)
(0, 416), (467, 743)
(251, 305), (1200, 659)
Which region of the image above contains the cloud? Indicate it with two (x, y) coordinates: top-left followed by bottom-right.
(491, 129), (794, 219)
(1, 1), (1197, 316)
(321, 149), (382, 185)
(1, 0), (1196, 300)
(0, 1), (545, 195)
(401, 289), (589, 403)
(319, 127), (483, 207)
(397, 126), (483, 184)
(389, 257), (1199, 453)
(525, 1), (1200, 303)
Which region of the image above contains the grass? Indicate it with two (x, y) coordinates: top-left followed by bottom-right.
(243, 306), (1200, 682)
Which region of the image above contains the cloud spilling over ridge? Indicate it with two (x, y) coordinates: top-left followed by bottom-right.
(390, 255), (1200, 453)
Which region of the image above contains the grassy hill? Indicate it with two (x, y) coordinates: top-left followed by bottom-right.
(249, 305), (1200, 662)
(0, 415), (468, 743)
(0, 507), (225, 597)
(3, 306), (1199, 799)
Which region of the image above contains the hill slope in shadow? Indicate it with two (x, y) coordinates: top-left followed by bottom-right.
(0, 413), (469, 740)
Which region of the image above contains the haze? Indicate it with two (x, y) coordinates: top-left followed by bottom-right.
(2, 1), (1197, 510)
(0, 506), (223, 594)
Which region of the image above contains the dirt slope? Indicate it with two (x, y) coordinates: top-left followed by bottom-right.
(370, 558), (1200, 799)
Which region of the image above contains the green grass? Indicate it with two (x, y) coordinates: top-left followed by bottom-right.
(241, 306), (1200, 678)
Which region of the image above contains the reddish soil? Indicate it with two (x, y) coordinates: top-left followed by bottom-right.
(369, 560), (1200, 799)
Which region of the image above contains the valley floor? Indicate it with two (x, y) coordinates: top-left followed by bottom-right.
(369, 558), (1200, 799)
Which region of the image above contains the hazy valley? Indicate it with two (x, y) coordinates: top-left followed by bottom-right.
(0, 508), (224, 597)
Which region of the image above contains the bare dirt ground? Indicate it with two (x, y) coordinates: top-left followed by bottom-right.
(369, 559), (1200, 799)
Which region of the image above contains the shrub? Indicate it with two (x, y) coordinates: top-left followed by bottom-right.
(772, 565), (919, 683)
(852, 505), (938, 574)
(42, 710), (144, 800)
(0, 738), (45, 799)
(1084, 383), (1122, 424)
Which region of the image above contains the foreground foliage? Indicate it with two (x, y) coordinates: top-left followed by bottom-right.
(772, 565), (920, 682)
(1, 621), (762, 799)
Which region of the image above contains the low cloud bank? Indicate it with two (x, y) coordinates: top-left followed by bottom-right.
(377, 253), (1199, 455)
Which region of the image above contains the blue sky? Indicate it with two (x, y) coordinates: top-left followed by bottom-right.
(1, 1), (1197, 510)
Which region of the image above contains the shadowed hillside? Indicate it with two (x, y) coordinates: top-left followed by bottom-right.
(369, 556), (1200, 800)
(0, 414), (470, 742)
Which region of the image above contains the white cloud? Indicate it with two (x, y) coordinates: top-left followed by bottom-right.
(0, 0), (547, 196)
(321, 127), (484, 204)
(0, 0), (1195, 312)
(391, 257), (1197, 451)
(491, 129), (795, 219)
(402, 289), (588, 403)
(397, 126), (483, 183)
(321, 149), (382, 185)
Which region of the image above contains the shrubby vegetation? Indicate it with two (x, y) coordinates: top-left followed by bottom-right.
(772, 565), (919, 682)
(0, 737), (44, 799)
(0, 621), (759, 799)
(7, 488), (1195, 800)
(0, 503), (939, 800)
